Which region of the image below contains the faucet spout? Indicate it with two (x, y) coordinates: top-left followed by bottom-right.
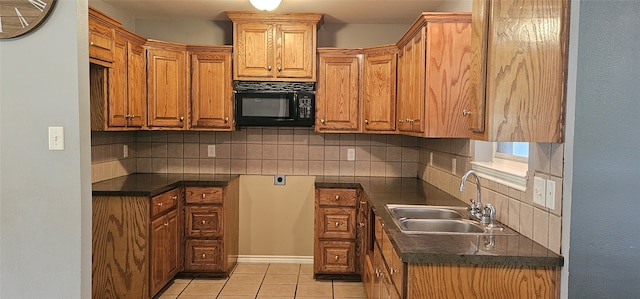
(460, 169), (482, 208)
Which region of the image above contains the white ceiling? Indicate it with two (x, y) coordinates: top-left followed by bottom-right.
(100, 0), (448, 24)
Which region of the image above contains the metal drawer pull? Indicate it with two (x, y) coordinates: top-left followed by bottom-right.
(201, 220), (206, 225)
(335, 195), (340, 201)
(164, 222), (168, 227)
(202, 253), (206, 258)
(202, 193), (206, 198)
(171, 195), (178, 200)
(359, 222), (365, 227)
(334, 256), (339, 261)
(390, 268), (398, 275)
(463, 109), (471, 116)
(157, 202), (163, 206)
(335, 222), (340, 227)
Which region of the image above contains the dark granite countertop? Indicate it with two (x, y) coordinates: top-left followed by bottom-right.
(92, 173), (239, 197)
(316, 176), (564, 268)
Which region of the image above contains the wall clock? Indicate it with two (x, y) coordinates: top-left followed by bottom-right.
(0, 0), (57, 39)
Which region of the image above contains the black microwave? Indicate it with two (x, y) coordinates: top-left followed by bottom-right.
(235, 91), (315, 127)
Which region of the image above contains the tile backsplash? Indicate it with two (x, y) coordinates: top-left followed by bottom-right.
(91, 128), (420, 183)
(91, 131), (564, 254)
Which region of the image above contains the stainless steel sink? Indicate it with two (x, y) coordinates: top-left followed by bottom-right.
(397, 219), (485, 234)
(385, 204), (517, 235)
(385, 204), (467, 219)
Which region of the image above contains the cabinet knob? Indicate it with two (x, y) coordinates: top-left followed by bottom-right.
(90, 41), (94, 46)
(364, 119), (369, 124)
(398, 119), (404, 123)
(157, 202), (163, 206)
(171, 195), (178, 200)
(390, 268), (398, 275)
(375, 269), (381, 277)
(164, 222), (169, 227)
(335, 222), (340, 227)
(179, 117), (184, 121)
(463, 109), (471, 116)
(268, 65), (272, 71)
(202, 193), (206, 198)
(335, 195), (340, 201)
(224, 117), (229, 123)
(321, 119), (325, 124)
(277, 66), (282, 72)
(359, 222), (365, 227)
(201, 220), (206, 225)
(334, 256), (339, 261)
(202, 253), (206, 258)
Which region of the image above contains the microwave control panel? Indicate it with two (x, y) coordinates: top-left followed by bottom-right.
(298, 93), (314, 120)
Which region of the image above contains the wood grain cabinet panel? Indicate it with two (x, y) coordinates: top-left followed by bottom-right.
(146, 40), (188, 129)
(363, 46), (398, 133)
(396, 13), (472, 138)
(469, 0), (569, 142)
(227, 12), (323, 82)
(188, 46), (234, 130)
(315, 50), (361, 132)
(88, 8), (119, 66)
(185, 239), (224, 272)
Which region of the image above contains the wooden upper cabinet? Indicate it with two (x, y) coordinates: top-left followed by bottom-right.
(469, 0), (569, 142)
(396, 13), (471, 138)
(316, 49), (361, 132)
(108, 28), (147, 129)
(227, 12), (323, 82)
(363, 46), (398, 133)
(88, 7), (120, 66)
(146, 40), (189, 129)
(188, 46), (234, 131)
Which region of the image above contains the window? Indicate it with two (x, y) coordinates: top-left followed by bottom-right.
(471, 141), (530, 191)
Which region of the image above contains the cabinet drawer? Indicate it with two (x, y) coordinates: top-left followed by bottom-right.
(317, 240), (356, 273)
(317, 188), (357, 207)
(185, 186), (223, 204)
(317, 207), (356, 239)
(186, 206), (223, 238)
(185, 239), (223, 271)
(151, 188), (179, 217)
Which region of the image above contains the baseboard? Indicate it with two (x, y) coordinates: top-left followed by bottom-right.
(236, 255), (314, 264)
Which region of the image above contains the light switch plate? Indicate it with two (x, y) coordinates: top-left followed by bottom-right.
(546, 179), (556, 209)
(533, 176), (546, 207)
(48, 126), (64, 151)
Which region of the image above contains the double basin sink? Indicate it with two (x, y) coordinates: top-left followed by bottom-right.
(386, 204), (516, 236)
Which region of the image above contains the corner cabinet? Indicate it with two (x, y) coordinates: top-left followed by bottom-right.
(396, 13), (472, 138)
(188, 46), (234, 131)
(146, 40), (189, 130)
(316, 49), (362, 132)
(92, 187), (182, 299)
(227, 12), (323, 82)
(314, 187), (362, 279)
(468, 0), (569, 142)
(183, 181), (239, 275)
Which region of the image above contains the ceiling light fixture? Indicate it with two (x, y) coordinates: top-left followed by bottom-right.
(249, 0), (282, 11)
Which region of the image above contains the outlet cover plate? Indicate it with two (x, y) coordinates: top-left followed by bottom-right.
(533, 176), (546, 207)
(545, 179), (556, 209)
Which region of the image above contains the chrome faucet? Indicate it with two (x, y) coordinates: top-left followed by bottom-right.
(460, 170), (495, 225)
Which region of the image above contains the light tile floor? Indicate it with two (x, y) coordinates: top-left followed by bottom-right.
(155, 263), (366, 299)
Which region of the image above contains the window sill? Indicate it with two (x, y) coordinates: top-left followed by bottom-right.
(471, 159), (528, 191)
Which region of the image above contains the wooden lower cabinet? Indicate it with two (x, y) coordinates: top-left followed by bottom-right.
(183, 181), (239, 275)
(92, 187), (182, 299)
(314, 187), (362, 279)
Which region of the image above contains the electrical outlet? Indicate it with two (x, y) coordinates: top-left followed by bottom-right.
(533, 176), (546, 207)
(546, 179), (556, 209)
(347, 148), (355, 161)
(207, 145), (216, 157)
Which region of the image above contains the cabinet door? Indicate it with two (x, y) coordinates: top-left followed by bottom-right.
(126, 40), (147, 128)
(277, 23), (315, 79)
(190, 51), (233, 130)
(316, 54), (360, 132)
(363, 50), (397, 132)
(150, 215), (168, 296)
(234, 22), (273, 79)
(396, 48), (411, 132)
(469, 0), (490, 134)
(109, 34), (128, 128)
(425, 22), (471, 138)
(147, 46), (188, 129)
(471, 0), (567, 142)
(165, 209), (180, 279)
(88, 16), (115, 63)
(407, 29), (426, 134)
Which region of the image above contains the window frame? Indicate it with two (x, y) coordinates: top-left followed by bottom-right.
(471, 141), (529, 191)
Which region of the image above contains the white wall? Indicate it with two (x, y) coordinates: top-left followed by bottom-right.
(0, 0), (92, 298)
